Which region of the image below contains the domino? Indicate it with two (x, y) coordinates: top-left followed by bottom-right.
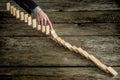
(20, 12), (24, 21)
(32, 19), (37, 28)
(16, 10), (20, 19)
(24, 13), (28, 23)
(89, 55), (108, 73)
(28, 16), (32, 26)
(45, 25), (50, 35)
(64, 42), (73, 50)
(71, 46), (78, 53)
(6, 2), (10, 11)
(10, 5), (14, 14)
(37, 25), (41, 30)
(41, 26), (46, 33)
(50, 30), (58, 38)
(13, 7), (16, 16)
(55, 37), (64, 44)
(55, 37), (62, 44)
(77, 48), (90, 59)
(106, 67), (118, 76)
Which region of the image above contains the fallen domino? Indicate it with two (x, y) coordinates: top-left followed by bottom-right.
(6, 2), (118, 77)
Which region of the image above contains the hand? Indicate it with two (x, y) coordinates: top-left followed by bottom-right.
(36, 10), (53, 30)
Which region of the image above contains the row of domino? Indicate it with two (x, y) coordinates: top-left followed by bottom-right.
(6, 2), (118, 76)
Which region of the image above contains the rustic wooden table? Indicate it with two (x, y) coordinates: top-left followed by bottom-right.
(0, 0), (120, 80)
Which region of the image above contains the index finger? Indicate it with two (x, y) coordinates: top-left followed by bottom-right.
(47, 18), (53, 30)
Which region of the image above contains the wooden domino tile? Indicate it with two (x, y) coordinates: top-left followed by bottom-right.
(13, 7), (16, 16)
(37, 25), (41, 30)
(55, 37), (62, 43)
(45, 25), (50, 35)
(32, 19), (37, 28)
(6, 2), (10, 11)
(71, 46), (78, 53)
(41, 26), (46, 33)
(54, 37), (63, 44)
(89, 55), (108, 73)
(10, 5), (14, 14)
(106, 67), (118, 76)
(16, 10), (20, 19)
(77, 48), (90, 59)
(24, 13), (28, 23)
(64, 42), (73, 50)
(28, 16), (32, 26)
(20, 12), (24, 21)
(50, 30), (58, 38)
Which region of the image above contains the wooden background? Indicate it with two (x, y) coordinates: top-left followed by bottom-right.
(0, 0), (120, 80)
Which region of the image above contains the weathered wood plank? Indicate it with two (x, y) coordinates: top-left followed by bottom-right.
(0, 67), (119, 80)
(0, 23), (120, 36)
(0, 1), (120, 11)
(0, 0), (117, 3)
(0, 36), (119, 66)
(1, 11), (120, 24)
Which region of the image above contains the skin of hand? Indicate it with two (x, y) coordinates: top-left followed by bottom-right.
(36, 10), (53, 30)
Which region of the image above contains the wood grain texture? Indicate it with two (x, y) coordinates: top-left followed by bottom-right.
(0, 67), (119, 80)
(1, 11), (120, 24)
(0, 0), (120, 79)
(0, 1), (120, 11)
(0, 36), (119, 66)
(0, 23), (120, 36)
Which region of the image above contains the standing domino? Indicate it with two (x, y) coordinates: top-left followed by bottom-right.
(45, 25), (50, 35)
(42, 26), (46, 33)
(28, 16), (32, 26)
(32, 19), (37, 28)
(10, 6), (14, 14)
(20, 12), (24, 21)
(16, 10), (20, 19)
(37, 25), (41, 30)
(6, 2), (10, 11)
(24, 13), (28, 23)
(13, 7), (16, 16)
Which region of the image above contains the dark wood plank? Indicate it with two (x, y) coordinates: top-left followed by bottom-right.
(0, 36), (119, 66)
(1, 11), (120, 24)
(0, 0), (118, 3)
(0, 1), (120, 11)
(0, 23), (120, 36)
(0, 67), (119, 80)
